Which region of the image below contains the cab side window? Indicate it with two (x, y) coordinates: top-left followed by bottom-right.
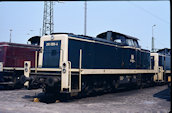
(126, 39), (134, 47)
(114, 39), (122, 43)
(111, 34), (125, 44)
(126, 39), (140, 48)
(133, 40), (139, 48)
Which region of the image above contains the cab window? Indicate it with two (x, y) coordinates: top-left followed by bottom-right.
(111, 34), (125, 44)
(114, 39), (122, 43)
(126, 39), (134, 47)
(133, 40), (139, 48)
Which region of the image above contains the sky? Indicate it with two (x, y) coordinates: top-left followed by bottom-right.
(0, 1), (170, 51)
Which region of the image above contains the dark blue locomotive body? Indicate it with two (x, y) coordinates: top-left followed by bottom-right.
(68, 38), (150, 69)
(42, 31), (151, 70)
(151, 48), (171, 70)
(68, 32), (150, 69)
(24, 31), (170, 99)
(157, 48), (171, 70)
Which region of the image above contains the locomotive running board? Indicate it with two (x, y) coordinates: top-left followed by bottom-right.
(80, 69), (157, 75)
(29, 68), (158, 75)
(30, 68), (79, 72)
(3, 67), (24, 71)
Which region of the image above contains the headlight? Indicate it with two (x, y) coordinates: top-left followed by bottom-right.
(62, 69), (66, 73)
(25, 68), (28, 72)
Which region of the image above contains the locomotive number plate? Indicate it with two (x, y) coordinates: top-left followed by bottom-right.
(46, 42), (59, 46)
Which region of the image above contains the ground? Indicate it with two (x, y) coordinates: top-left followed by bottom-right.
(0, 85), (171, 113)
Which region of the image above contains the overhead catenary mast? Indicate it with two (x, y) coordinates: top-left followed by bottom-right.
(151, 24), (156, 52)
(84, 1), (87, 36)
(9, 29), (12, 43)
(42, 1), (54, 36)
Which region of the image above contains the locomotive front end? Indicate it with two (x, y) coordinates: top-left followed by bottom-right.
(24, 34), (73, 94)
(43, 34), (69, 93)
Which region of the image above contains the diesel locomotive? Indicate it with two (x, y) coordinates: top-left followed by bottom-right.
(151, 48), (171, 86)
(22, 31), (171, 98)
(0, 36), (40, 89)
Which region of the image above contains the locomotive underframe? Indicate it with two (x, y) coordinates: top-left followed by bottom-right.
(26, 68), (170, 98)
(26, 66), (160, 94)
(0, 66), (25, 88)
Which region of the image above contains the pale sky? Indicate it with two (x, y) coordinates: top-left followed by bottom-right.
(0, 1), (170, 51)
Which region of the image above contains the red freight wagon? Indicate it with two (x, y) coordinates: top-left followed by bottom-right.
(0, 42), (40, 67)
(0, 42), (40, 89)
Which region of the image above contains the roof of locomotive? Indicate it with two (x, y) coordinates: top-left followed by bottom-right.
(49, 32), (150, 52)
(52, 31), (139, 44)
(68, 33), (124, 46)
(157, 48), (171, 55)
(96, 31), (139, 40)
(51, 31), (139, 40)
(61, 32), (139, 46)
(157, 48), (170, 52)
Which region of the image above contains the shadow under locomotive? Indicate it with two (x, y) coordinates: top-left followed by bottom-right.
(153, 87), (171, 102)
(22, 81), (157, 104)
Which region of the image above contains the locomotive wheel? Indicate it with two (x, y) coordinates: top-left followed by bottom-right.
(27, 77), (42, 90)
(112, 79), (119, 90)
(11, 76), (21, 89)
(81, 82), (88, 97)
(27, 82), (32, 90)
(85, 86), (93, 96)
(27, 78), (37, 90)
(136, 75), (142, 89)
(14, 76), (24, 89)
(39, 93), (57, 103)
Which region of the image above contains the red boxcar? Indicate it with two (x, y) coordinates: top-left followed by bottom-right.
(0, 42), (40, 89)
(0, 42), (40, 68)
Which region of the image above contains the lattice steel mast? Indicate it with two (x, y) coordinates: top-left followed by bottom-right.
(42, 1), (54, 36)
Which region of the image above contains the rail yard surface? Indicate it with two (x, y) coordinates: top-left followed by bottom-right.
(0, 85), (170, 113)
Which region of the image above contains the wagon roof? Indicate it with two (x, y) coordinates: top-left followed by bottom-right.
(0, 42), (40, 48)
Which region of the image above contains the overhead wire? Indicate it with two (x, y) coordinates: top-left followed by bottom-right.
(127, 1), (170, 50)
(127, 1), (170, 24)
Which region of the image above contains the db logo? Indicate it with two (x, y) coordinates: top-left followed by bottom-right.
(130, 54), (135, 63)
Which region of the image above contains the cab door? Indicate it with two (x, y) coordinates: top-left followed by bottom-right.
(42, 40), (61, 68)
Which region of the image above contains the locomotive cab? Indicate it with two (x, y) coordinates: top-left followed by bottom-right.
(28, 36), (41, 45)
(96, 31), (140, 48)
